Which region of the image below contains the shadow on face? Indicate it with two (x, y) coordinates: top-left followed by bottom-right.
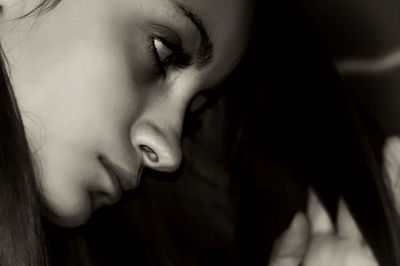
(0, 0), (254, 226)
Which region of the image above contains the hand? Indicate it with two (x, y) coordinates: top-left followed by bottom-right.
(268, 190), (378, 266)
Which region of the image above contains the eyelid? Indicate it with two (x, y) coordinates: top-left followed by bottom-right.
(153, 37), (174, 62)
(153, 35), (181, 55)
(149, 25), (183, 48)
(149, 34), (192, 73)
(189, 90), (220, 114)
(190, 94), (208, 112)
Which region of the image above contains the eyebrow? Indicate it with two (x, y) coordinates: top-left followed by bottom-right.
(176, 4), (214, 68)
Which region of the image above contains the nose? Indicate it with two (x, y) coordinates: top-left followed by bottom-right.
(129, 75), (198, 173)
(130, 121), (183, 172)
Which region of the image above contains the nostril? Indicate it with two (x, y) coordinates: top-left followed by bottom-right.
(132, 123), (182, 172)
(140, 145), (159, 163)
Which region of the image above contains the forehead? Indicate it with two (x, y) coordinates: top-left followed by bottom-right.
(14, 0), (253, 87)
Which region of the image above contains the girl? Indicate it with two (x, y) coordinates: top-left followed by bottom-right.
(0, 0), (394, 265)
(0, 0), (254, 265)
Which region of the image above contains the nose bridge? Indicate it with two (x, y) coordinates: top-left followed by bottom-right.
(130, 89), (189, 172)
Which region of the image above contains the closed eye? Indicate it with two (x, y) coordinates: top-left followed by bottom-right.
(150, 36), (192, 76)
(153, 38), (174, 67)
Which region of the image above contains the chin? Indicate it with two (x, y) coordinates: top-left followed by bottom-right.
(47, 211), (91, 228)
(44, 197), (93, 228)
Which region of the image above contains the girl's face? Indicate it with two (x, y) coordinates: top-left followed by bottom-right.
(1, 0), (253, 227)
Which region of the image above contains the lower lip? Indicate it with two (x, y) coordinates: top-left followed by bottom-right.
(99, 160), (122, 205)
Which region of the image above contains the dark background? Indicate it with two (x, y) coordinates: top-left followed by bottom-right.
(45, 1), (394, 265)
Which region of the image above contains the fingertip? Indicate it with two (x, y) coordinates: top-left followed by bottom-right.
(337, 197), (363, 240)
(307, 187), (334, 235)
(289, 211), (309, 235)
(279, 211), (310, 255)
(269, 211), (310, 265)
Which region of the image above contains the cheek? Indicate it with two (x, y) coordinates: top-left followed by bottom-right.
(13, 20), (143, 142)
(37, 132), (117, 228)
(8, 19), (145, 228)
(38, 147), (95, 227)
(21, 52), (140, 226)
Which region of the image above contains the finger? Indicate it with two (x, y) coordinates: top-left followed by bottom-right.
(337, 198), (363, 241)
(307, 188), (334, 236)
(383, 137), (400, 215)
(269, 212), (310, 266)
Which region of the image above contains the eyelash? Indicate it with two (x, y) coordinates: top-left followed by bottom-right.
(149, 35), (191, 76)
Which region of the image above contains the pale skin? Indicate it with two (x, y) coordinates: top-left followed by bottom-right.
(0, 0), (254, 227)
(0, 0), (382, 264)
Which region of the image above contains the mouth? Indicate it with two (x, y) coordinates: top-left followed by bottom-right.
(99, 156), (141, 204)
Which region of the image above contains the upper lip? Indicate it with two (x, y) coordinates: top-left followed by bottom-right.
(99, 156), (141, 191)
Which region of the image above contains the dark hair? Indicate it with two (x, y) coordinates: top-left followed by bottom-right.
(231, 1), (400, 265)
(0, 47), (50, 265)
(1, 1), (399, 265)
(0, 1), (61, 265)
(346, 96), (400, 266)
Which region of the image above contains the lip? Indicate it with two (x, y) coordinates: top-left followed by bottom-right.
(99, 160), (122, 205)
(99, 156), (141, 192)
